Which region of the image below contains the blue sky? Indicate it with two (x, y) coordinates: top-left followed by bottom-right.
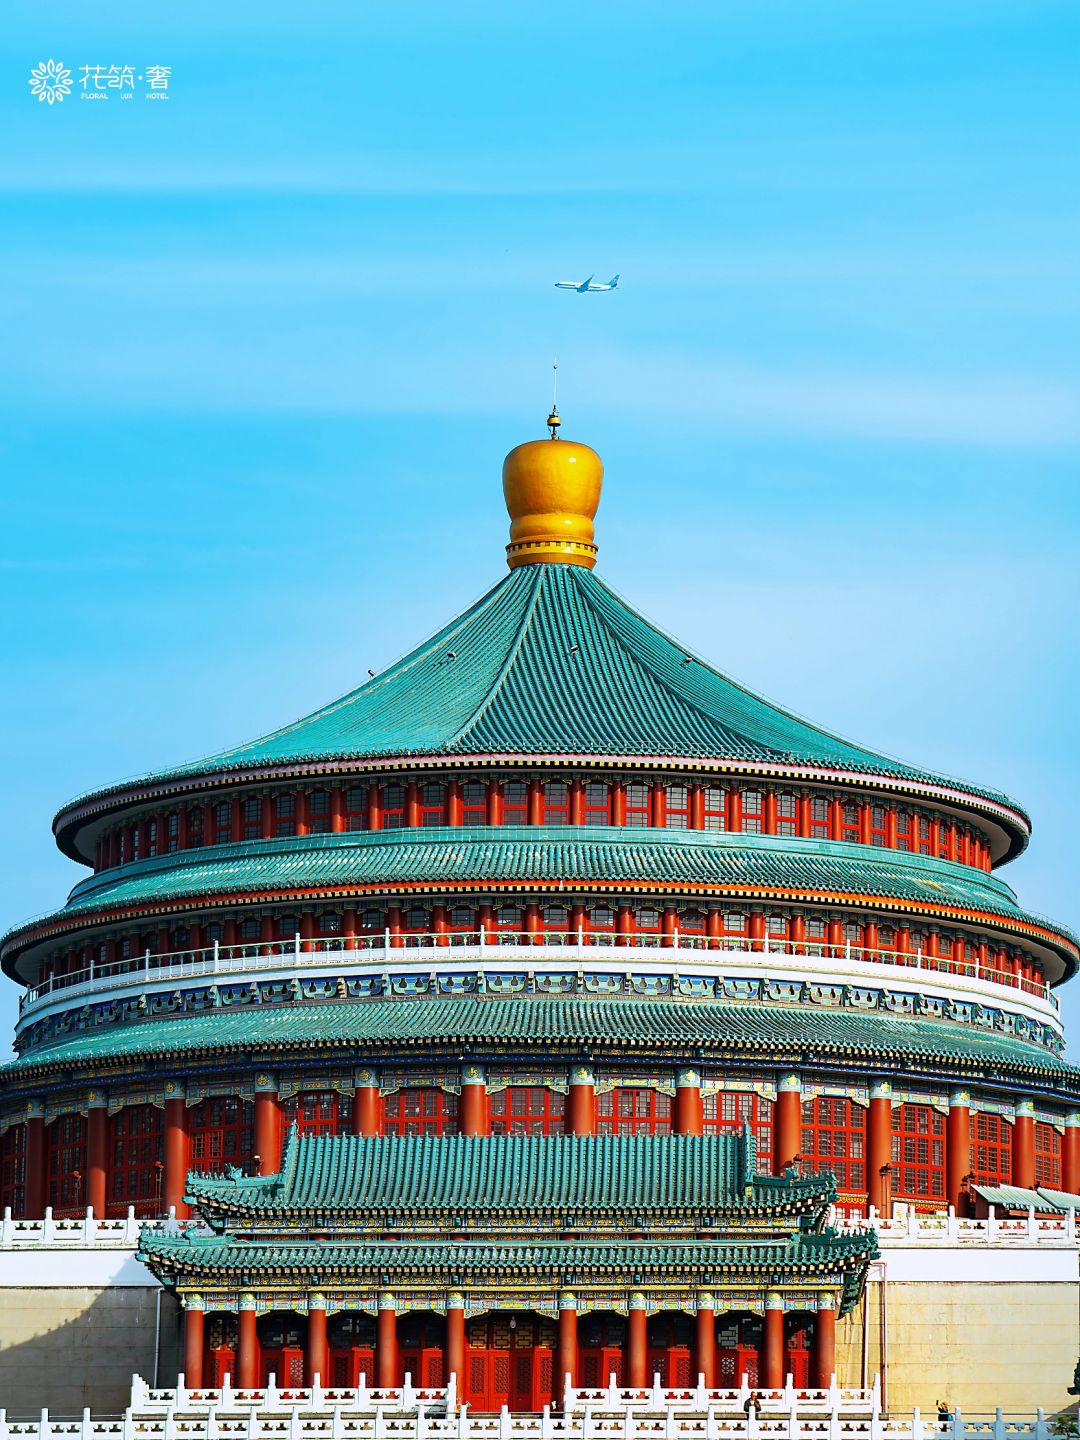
(1, 1), (1078, 1054)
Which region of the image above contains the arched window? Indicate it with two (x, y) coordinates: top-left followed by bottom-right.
(345, 786), (367, 831)
(242, 797), (261, 840)
(703, 786), (727, 831)
(664, 784), (689, 829)
(309, 790), (331, 834)
(166, 812), (180, 853)
(213, 801), (232, 845)
(461, 781), (487, 825)
(740, 790), (763, 834)
(776, 793), (797, 837)
(503, 780), (528, 824)
(490, 1086), (566, 1136)
(584, 782), (611, 825)
(274, 794), (296, 837)
(808, 796), (830, 840)
(382, 784), (406, 829)
(625, 783), (650, 827)
(542, 780), (569, 824)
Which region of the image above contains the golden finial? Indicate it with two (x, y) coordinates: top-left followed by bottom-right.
(547, 359), (561, 439)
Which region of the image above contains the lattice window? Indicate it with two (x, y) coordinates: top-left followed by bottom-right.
(1035, 1123), (1062, 1189)
(541, 781), (569, 824)
(189, 1098), (255, 1173)
(309, 790), (331, 833)
(841, 803), (859, 844)
(869, 805), (888, 847)
(382, 1089), (458, 1136)
(741, 790), (763, 834)
(345, 786), (368, 832)
(664, 784), (689, 829)
(490, 1086), (566, 1136)
(702, 1091), (773, 1172)
(382, 783), (406, 829)
(503, 781), (528, 825)
(214, 801), (232, 844)
(970, 1112), (1012, 1187)
(420, 782), (446, 828)
(274, 793), (295, 837)
(47, 1113), (87, 1212)
(242, 797), (261, 840)
(776, 793), (797, 837)
(584, 781), (611, 826)
(800, 1096), (865, 1192)
(110, 1104), (164, 1211)
(809, 796), (830, 839)
(895, 809), (912, 852)
(624, 783), (650, 828)
(891, 1104), (945, 1201)
(188, 807), (204, 849)
(166, 812), (180, 853)
(596, 1088), (672, 1136)
(1, 1124), (26, 1215)
(462, 781), (487, 825)
(284, 1090), (345, 1136)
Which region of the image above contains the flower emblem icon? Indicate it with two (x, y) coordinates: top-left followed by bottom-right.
(29, 59), (73, 104)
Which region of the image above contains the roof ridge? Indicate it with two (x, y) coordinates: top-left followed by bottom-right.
(444, 567), (545, 750)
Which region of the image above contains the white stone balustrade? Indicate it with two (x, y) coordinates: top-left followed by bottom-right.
(0, 1207), (198, 1248)
(832, 1204), (1079, 1246)
(0, 1371), (1055, 1440)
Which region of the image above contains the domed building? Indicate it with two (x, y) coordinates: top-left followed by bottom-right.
(0, 415), (1077, 1407)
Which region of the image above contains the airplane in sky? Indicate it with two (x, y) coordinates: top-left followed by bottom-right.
(554, 274), (620, 292)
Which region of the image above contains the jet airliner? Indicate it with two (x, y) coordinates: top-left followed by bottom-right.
(554, 274), (620, 292)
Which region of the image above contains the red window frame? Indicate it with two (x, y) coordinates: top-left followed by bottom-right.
(382, 1089), (458, 1136)
(242, 797), (261, 840)
(189, 1098), (255, 1174)
(970, 1112), (1011, 1187)
(110, 1104), (164, 1214)
(703, 786), (728, 831)
(1, 1124), (26, 1215)
(542, 780), (570, 824)
(891, 1104), (945, 1202)
(917, 815), (932, 855)
(775, 793), (797, 837)
(702, 1092), (773, 1172)
(841, 803), (859, 844)
(284, 1090), (345, 1136)
(1035, 1123), (1062, 1189)
(625, 783), (650, 827)
(584, 781), (611, 826)
(490, 1086), (567, 1136)
(345, 786), (368, 832)
(808, 796), (830, 839)
(308, 790), (331, 834)
(722, 910), (748, 941)
(47, 1113), (87, 1214)
(166, 811), (180, 853)
(274, 793), (296, 837)
(596, 1087), (672, 1136)
(419, 781), (446, 828)
(800, 1096), (866, 1194)
(664, 784), (690, 829)
(869, 805), (888, 847)
(213, 801), (232, 845)
(503, 780), (528, 825)
(740, 790), (763, 834)
(382, 783), (406, 829)
(188, 807), (204, 849)
(461, 780), (487, 825)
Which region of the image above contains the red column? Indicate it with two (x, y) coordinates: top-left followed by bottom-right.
(330, 788), (344, 834)
(306, 1296), (328, 1386)
(295, 792), (310, 837)
(558, 1293), (579, 1392)
(164, 1093), (191, 1218)
(749, 912), (765, 953)
(567, 1066), (596, 1136)
(459, 1065), (489, 1136)
(867, 1082), (893, 1216)
(1013, 1099), (1036, 1189)
(695, 1294), (715, 1387)
(254, 1081), (282, 1176)
(447, 781), (463, 827)
(674, 1068), (703, 1136)
(706, 908), (722, 949)
(487, 783), (504, 826)
(627, 1297), (648, 1388)
(569, 779), (584, 825)
(525, 903), (541, 944)
(260, 795), (273, 840)
(367, 786), (382, 832)
(690, 786), (704, 830)
(237, 1299), (258, 1389)
(814, 1298), (836, 1389)
(352, 1072), (381, 1136)
(184, 1303), (205, 1388)
(405, 783), (420, 828)
(617, 904), (634, 947)
(24, 1104), (46, 1217)
(446, 1296), (466, 1387)
(761, 1295), (784, 1390)
(611, 784), (626, 827)
(1064, 1113), (1080, 1195)
(651, 784), (666, 828)
(86, 1096), (108, 1218)
(774, 1074), (802, 1174)
(377, 1296), (398, 1388)
(299, 912), (315, 954)
(527, 778), (543, 826)
(946, 1089), (971, 1213)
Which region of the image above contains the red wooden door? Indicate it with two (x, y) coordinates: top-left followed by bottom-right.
(210, 1347), (235, 1386)
(329, 1347), (375, 1389)
(401, 1347), (444, 1390)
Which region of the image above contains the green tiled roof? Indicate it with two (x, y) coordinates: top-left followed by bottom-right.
(970, 1184), (1047, 1211)
(138, 1232), (875, 1279)
(187, 1131), (823, 1216)
(7, 994), (1078, 1084)
(23, 830), (1070, 962)
(60, 565), (1027, 827)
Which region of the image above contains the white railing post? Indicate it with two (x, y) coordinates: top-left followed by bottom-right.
(80, 1411), (92, 1440)
(950, 1407), (963, 1440)
(384, 929), (391, 961)
(946, 1205), (958, 1242)
(1035, 1408), (1048, 1440)
(1027, 1206), (1038, 1240)
(986, 1205), (998, 1243)
(43, 1207), (55, 1244)
(478, 925), (486, 952)
(175, 1374), (188, 1410)
(1, 1206), (12, 1247)
(911, 1405), (923, 1440)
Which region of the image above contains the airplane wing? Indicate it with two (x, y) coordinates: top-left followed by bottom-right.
(576, 275), (594, 292)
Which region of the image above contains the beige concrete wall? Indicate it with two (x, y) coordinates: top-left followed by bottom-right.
(0, 1287), (180, 1415)
(837, 1281), (1078, 1416)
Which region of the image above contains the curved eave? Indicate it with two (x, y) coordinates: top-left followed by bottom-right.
(5, 828), (1074, 985)
(51, 750), (1032, 868)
